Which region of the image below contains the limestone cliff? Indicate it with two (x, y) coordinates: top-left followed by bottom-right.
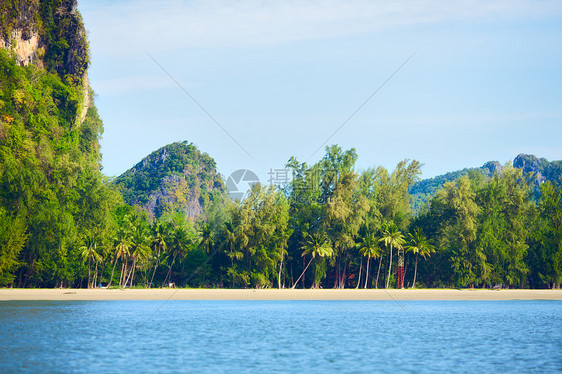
(0, 0), (111, 287)
(0, 0), (90, 123)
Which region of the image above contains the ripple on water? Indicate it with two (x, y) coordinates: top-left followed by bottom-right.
(0, 300), (561, 373)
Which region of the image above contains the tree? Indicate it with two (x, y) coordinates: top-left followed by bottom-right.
(292, 232), (333, 289)
(358, 232), (381, 288)
(164, 226), (193, 286)
(320, 146), (368, 288)
(529, 181), (562, 288)
(199, 222), (214, 254)
(108, 226), (130, 288)
(380, 221), (405, 288)
(149, 220), (171, 288)
(437, 175), (481, 287)
(0, 208), (27, 286)
(80, 231), (102, 288)
(124, 223), (151, 287)
(407, 229), (435, 288)
(475, 165), (533, 287)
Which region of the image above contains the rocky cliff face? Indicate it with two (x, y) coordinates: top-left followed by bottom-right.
(0, 0), (90, 123)
(513, 154), (547, 184)
(114, 142), (227, 220)
(481, 161), (503, 178)
(0, 29), (40, 67)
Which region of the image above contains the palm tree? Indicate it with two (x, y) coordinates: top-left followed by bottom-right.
(292, 232), (333, 289)
(164, 226), (193, 286)
(379, 221), (406, 289)
(108, 226), (130, 288)
(80, 232), (102, 288)
(149, 220), (170, 288)
(358, 232), (381, 288)
(199, 222), (214, 253)
(124, 224), (151, 288)
(407, 229), (435, 288)
(223, 221), (238, 264)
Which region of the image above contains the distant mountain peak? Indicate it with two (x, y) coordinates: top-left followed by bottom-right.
(482, 161), (502, 177)
(114, 141), (227, 219)
(410, 153), (562, 211)
(513, 154), (547, 183)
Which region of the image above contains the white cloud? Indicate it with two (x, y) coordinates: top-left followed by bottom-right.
(81, 0), (562, 57)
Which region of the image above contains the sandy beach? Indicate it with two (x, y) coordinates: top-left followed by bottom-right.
(0, 288), (561, 301)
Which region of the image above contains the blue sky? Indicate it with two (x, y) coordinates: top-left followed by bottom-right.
(79, 0), (562, 182)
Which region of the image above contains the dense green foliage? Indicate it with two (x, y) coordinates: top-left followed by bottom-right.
(113, 141), (226, 219)
(1, 1), (560, 290)
(412, 169), (561, 288)
(410, 156), (562, 212)
(0, 47), (120, 287)
(0, 0), (114, 287)
(74, 146), (560, 290)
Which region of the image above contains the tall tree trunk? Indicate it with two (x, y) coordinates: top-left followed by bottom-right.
(334, 252), (340, 288)
(122, 263), (130, 288)
(376, 255), (383, 289)
(386, 244), (393, 289)
(93, 261), (99, 288)
(149, 245), (162, 288)
(292, 257), (314, 289)
(290, 263), (293, 289)
(119, 262), (126, 287)
(302, 256), (306, 289)
(108, 257), (118, 288)
(412, 253), (419, 288)
(278, 254), (284, 289)
(122, 263), (129, 287)
(164, 254), (177, 287)
(128, 260), (136, 288)
(87, 257), (92, 289)
(340, 259), (347, 289)
(123, 260), (135, 288)
(356, 257), (363, 289)
(364, 256), (371, 289)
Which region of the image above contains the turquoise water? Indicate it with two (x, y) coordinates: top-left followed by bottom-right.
(0, 300), (561, 373)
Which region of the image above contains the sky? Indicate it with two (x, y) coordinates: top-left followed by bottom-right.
(78, 0), (562, 183)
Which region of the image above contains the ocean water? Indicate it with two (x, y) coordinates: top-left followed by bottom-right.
(0, 300), (560, 373)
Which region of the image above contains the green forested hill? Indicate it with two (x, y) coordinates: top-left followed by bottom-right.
(513, 153), (562, 183)
(410, 155), (562, 210)
(0, 0), (118, 287)
(114, 141), (227, 219)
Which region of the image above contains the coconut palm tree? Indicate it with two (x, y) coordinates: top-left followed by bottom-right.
(164, 226), (193, 286)
(379, 221), (406, 289)
(407, 229), (435, 288)
(108, 226), (130, 288)
(149, 220), (170, 288)
(358, 232), (381, 288)
(199, 222), (214, 253)
(124, 224), (151, 287)
(80, 232), (102, 288)
(292, 232), (333, 289)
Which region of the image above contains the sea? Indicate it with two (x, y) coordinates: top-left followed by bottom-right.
(0, 300), (560, 373)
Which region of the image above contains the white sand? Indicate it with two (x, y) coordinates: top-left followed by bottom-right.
(0, 288), (561, 300)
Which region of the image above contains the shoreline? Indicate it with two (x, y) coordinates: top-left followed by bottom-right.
(1, 288), (561, 301)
